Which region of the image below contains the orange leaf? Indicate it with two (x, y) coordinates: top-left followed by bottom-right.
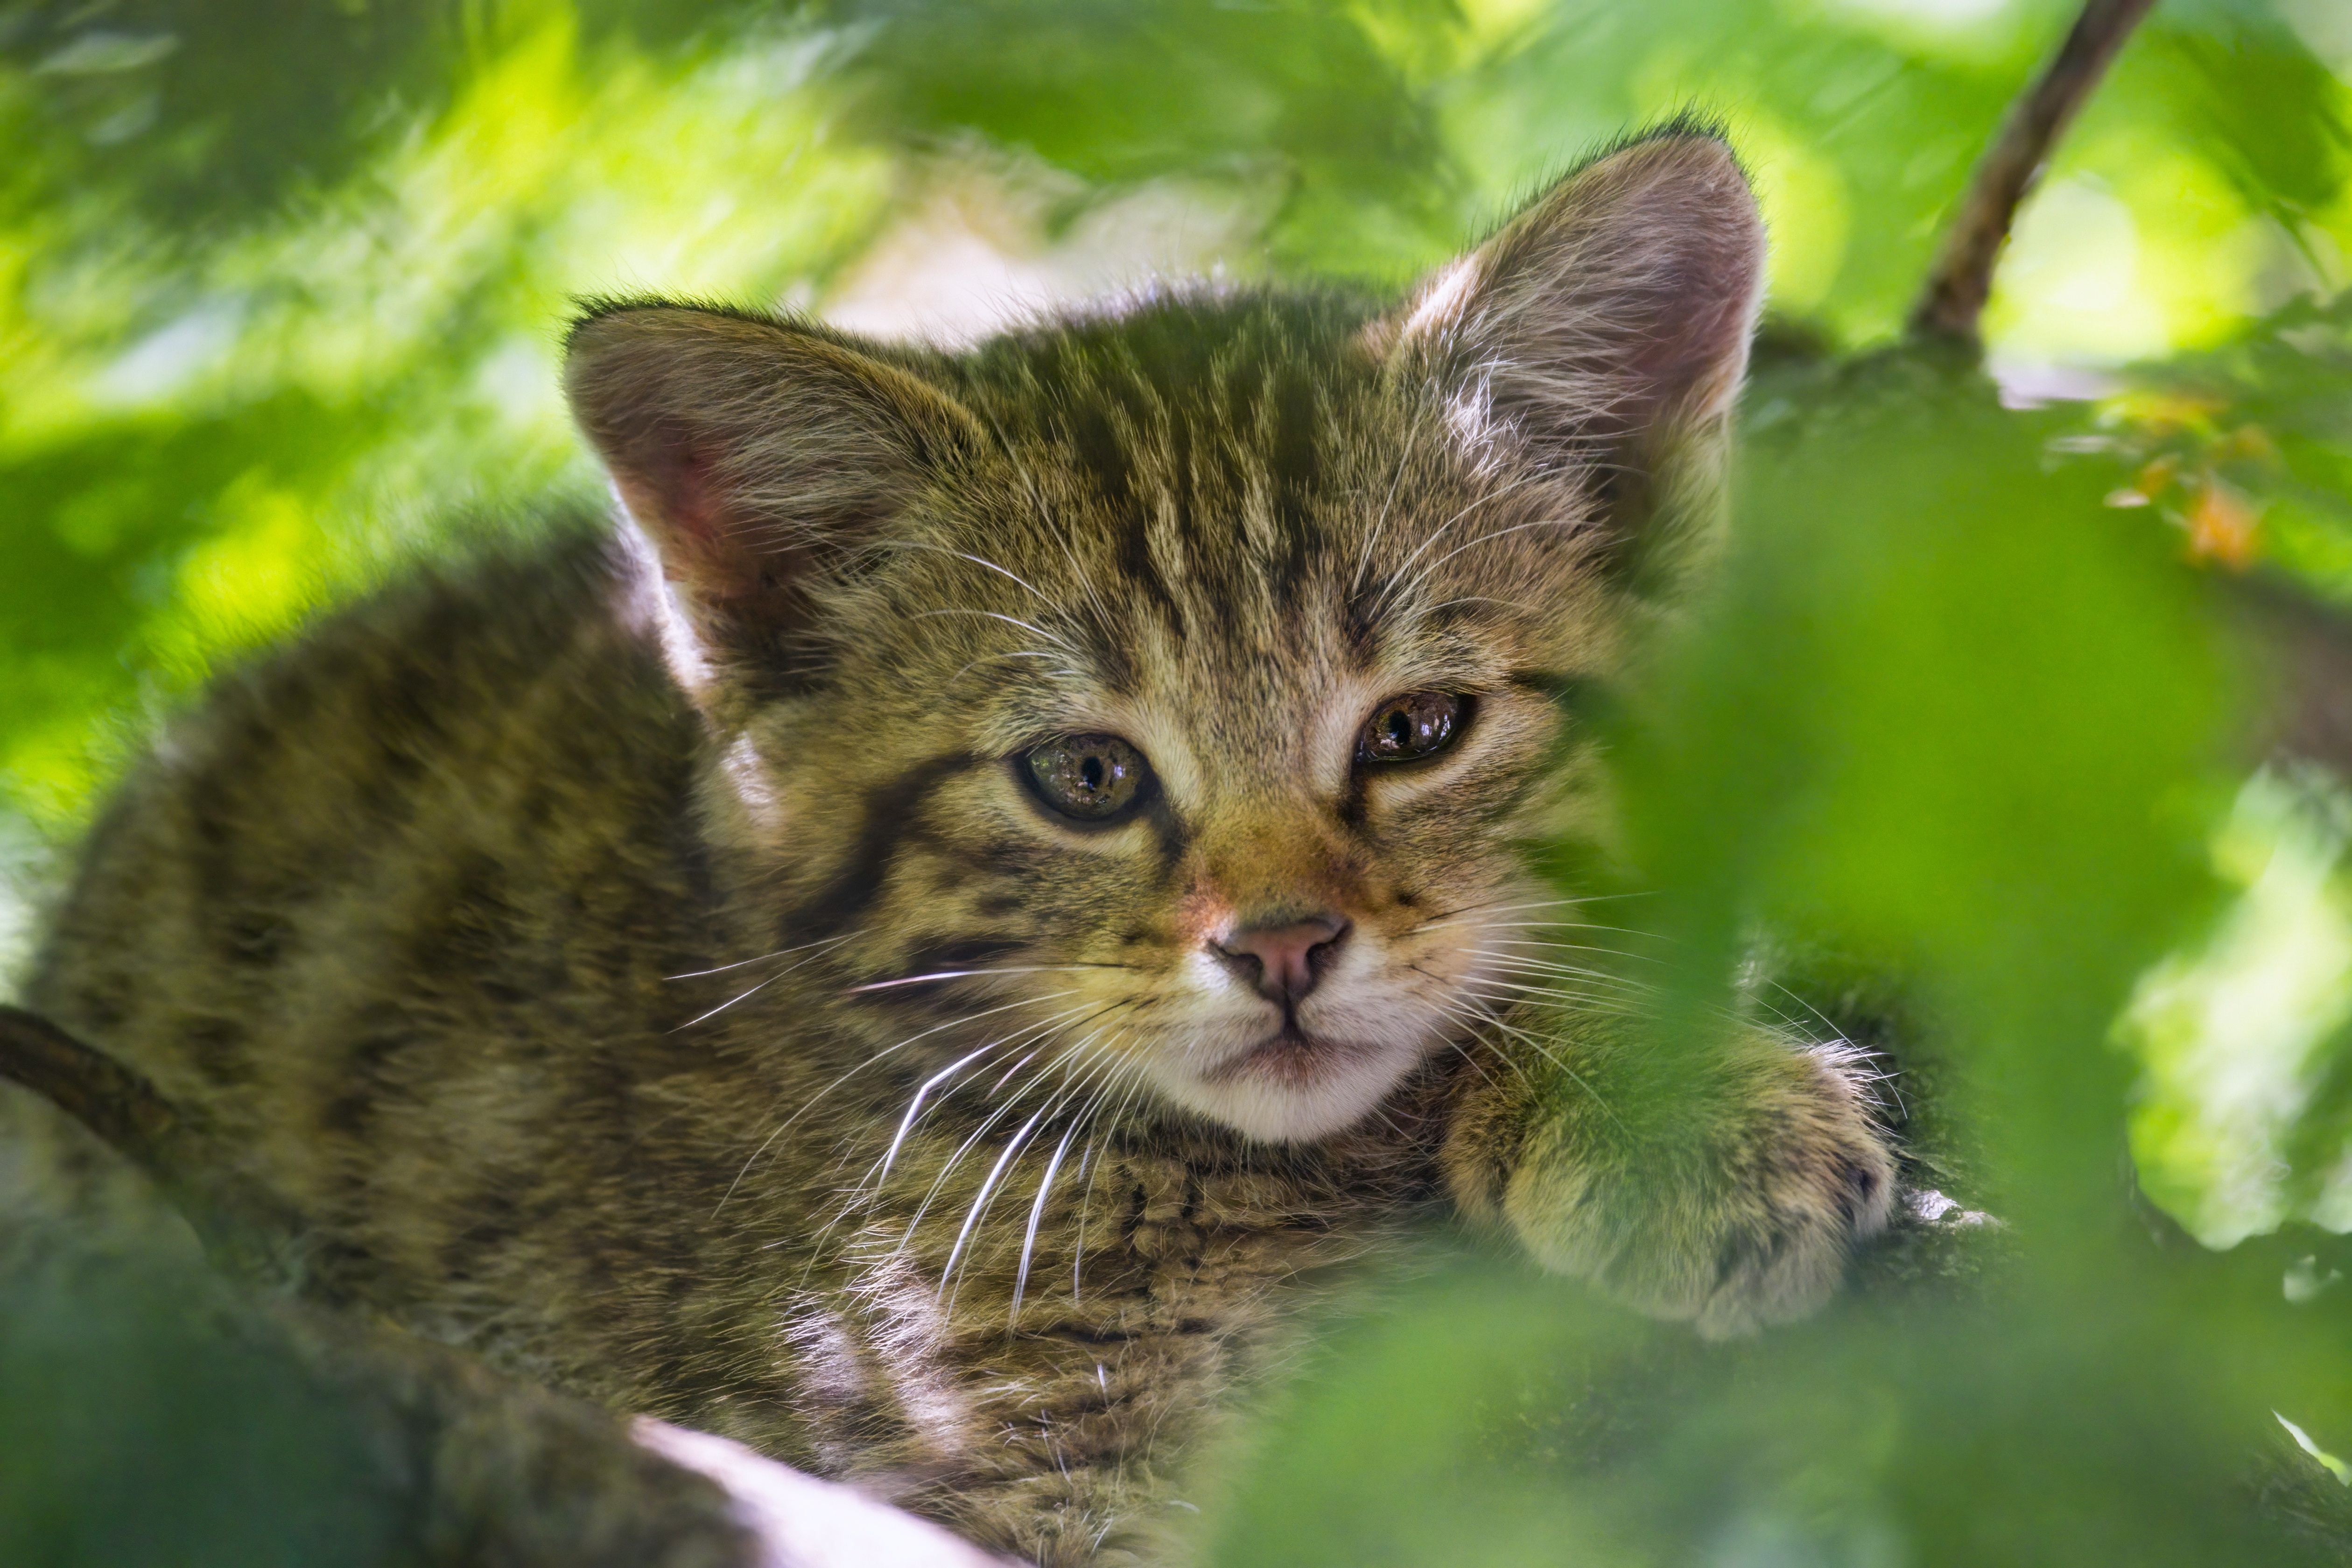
(2184, 475), (2261, 569)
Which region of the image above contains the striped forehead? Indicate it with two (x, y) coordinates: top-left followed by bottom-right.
(892, 290), (1588, 775)
(984, 295), (1376, 642)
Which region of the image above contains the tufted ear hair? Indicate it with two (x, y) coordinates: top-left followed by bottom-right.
(564, 304), (984, 707)
(1375, 129), (1765, 583)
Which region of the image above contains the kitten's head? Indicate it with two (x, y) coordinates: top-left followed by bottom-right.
(566, 130), (1762, 1143)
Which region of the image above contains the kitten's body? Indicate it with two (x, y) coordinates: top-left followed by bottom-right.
(28, 523), (1433, 1560)
(15, 134), (1895, 1564)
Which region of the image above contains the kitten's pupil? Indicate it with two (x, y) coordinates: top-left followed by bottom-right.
(1359, 691), (1463, 764)
(1082, 756), (1104, 791)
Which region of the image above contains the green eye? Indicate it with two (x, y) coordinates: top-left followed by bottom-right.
(1025, 734), (1151, 821)
(1358, 691), (1465, 764)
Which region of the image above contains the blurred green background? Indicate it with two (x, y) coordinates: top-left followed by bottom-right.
(6, 0), (2352, 1562)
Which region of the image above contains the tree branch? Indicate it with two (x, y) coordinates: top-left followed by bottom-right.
(1909, 0), (2160, 351)
(0, 1003), (308, 1279)
(0, 1002), (1020, 1566)
(0, 1003), (188, 1184)
(2224, 574), (2352, 781)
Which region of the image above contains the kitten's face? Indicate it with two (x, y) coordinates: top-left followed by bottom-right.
(757, 329), (1618, 1142)
(753, 326), (1612, 1139)
(569, 132), (1763, 1144)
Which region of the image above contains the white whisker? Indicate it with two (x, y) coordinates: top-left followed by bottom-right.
(948, 547), (1053, 602)
(866, 997), (1109, 1192)
(1384, 516), (1576, 608)
(1455, 977), (1646, 1017)
(1466, 949), (1652, 988)
(1072, 1071), (1150, 1307)
(1011, 1119), (1083, 1322)
(669, 942), (841, 1031)
(989, 1046), (1048, 1094)
(946, 1033), (1134, 1316)
(666, 932), (856, 980)
(713, 989), (1080, 1217)
(1432, 996), (1624, 1127)
(938, 1103), (1053, 1297)
(877, 1013), (1072, 1188)
(912, 607), (1080, 655)
(1351, 405), (1428, 596)
(1370, 469), (1551, 617)
(947, 648), (1059, 686)
(883, 999), (1139, 1266)
(848, 964), (1119, 994)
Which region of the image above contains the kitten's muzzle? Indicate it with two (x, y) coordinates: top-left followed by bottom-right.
(1209, 914), (1349, 1005)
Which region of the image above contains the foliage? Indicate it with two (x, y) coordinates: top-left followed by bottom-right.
(1, 0), (2344, 831)
(1209, 361), (2340, 1567)
(6, 0), (2352, 1562)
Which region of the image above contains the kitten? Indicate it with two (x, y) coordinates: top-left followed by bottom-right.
(17, 128), (1893, 1566)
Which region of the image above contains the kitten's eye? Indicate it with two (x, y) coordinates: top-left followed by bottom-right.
(1358, 691), (1465, 765)
(1025, 734), (1151, 822)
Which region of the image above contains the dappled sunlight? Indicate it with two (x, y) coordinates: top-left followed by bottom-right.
(822, 157), (1272, 346)
(2125, 771), (2352, 1245)
(1985, 174), (2162, 361)
(0, 7), (892, 834)
(3, 0), (2343, 840)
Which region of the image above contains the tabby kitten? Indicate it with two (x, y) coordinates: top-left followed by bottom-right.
(21, 129), (1893, 1565)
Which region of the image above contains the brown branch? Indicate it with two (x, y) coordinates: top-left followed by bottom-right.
(0, 1002), (304, 1276)
(0, 1001), (1023, 1565)
(2224, 575), (2352, 781)
(1909, 0), (2160, 351)
(0, 1003), (189, 1183)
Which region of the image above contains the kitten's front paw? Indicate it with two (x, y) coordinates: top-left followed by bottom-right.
(1502, 1041), (1896, 1338)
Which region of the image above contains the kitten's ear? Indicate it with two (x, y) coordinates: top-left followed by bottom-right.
(1376, 131), (1764, 577)
(564, 304), (983, 703)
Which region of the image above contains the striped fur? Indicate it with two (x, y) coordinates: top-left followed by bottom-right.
(16, 132), (1893, 1565)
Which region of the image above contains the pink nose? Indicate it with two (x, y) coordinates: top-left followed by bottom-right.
(1213, 915), (1349, 1006)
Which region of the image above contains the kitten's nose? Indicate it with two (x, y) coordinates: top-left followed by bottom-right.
(1213, 915), (1349, 1006)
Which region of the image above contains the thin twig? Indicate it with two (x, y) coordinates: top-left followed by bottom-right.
(1909, 0), (2160, 351)
(0, 1004), (187, 1181)
(0, 1003), (299, 1275)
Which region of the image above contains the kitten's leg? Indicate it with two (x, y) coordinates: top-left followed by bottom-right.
(1442, 1012), (1897, 1337)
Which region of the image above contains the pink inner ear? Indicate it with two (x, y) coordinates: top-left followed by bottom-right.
(1632, 234), (1761, 429)
(623, 439), (765, 599)
(1387, 137), (1762, 459)
(667, 444), (725, 546)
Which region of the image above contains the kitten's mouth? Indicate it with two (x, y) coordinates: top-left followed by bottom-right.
(1204, 1022), (1364, 1086)
(1162, 1003), (1435, 1142)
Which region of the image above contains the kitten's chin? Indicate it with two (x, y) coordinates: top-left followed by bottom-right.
(1154, 1027), (1427, 1144)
